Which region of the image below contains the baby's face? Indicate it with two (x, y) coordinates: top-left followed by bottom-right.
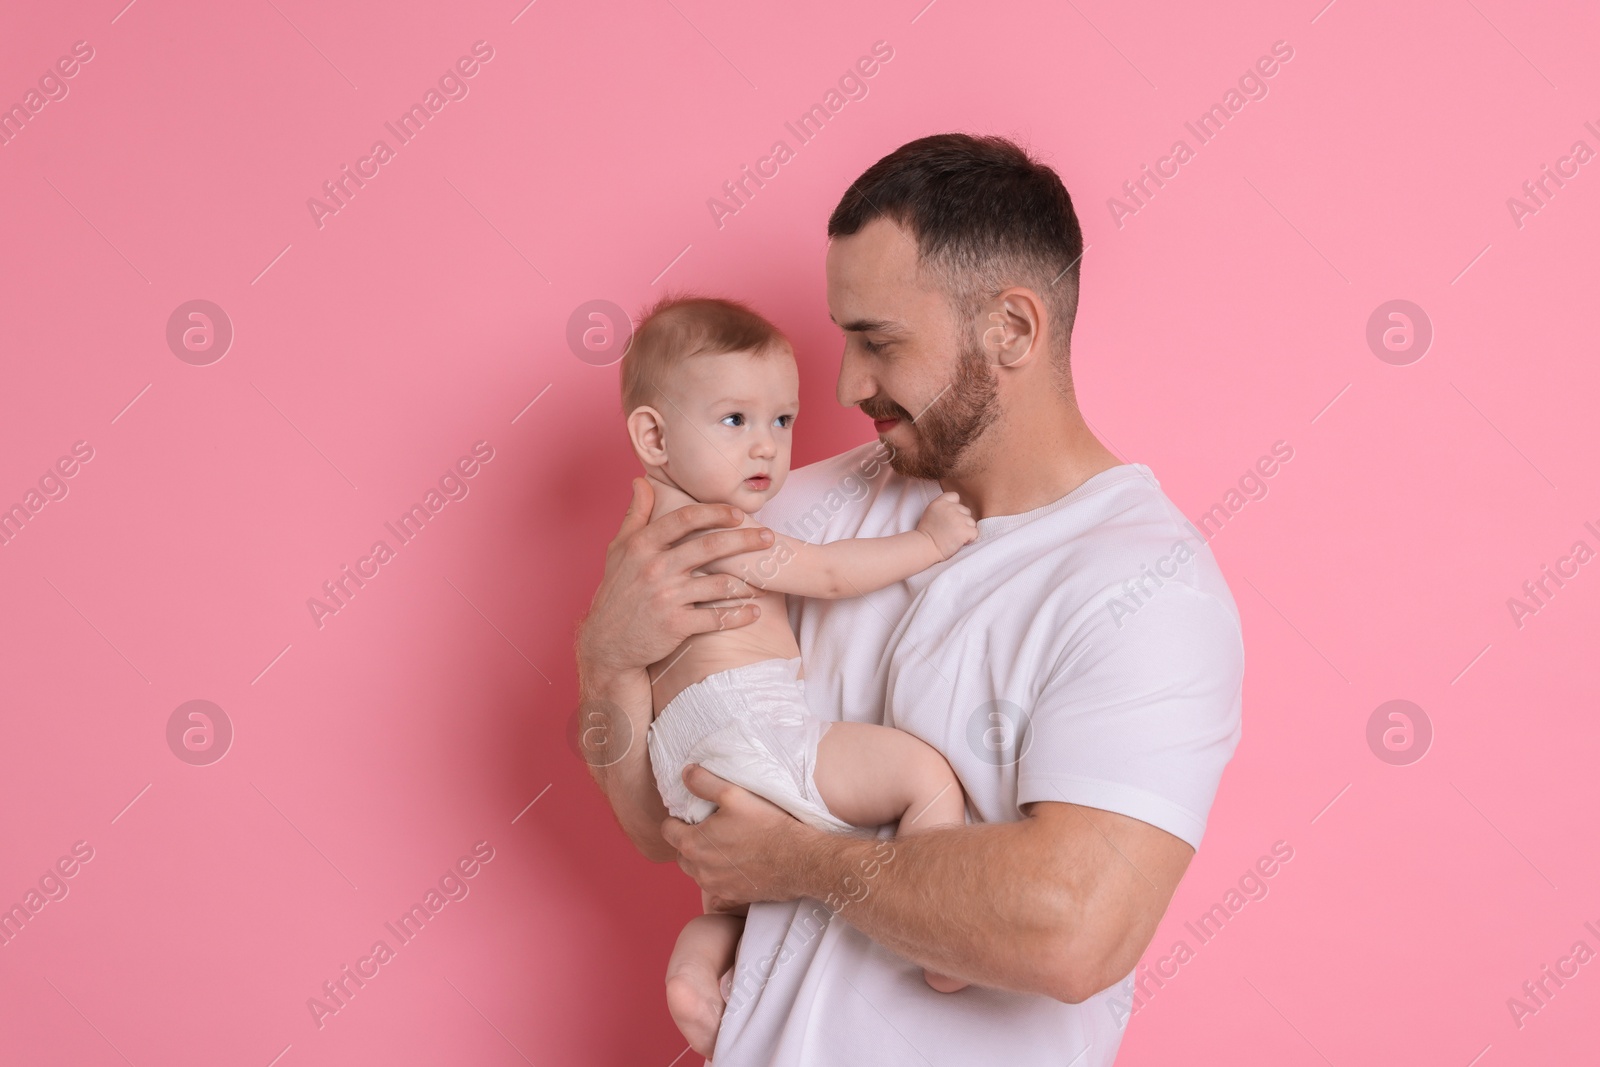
(660, 347), (799, 514)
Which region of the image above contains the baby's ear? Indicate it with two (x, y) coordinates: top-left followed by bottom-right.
(626, 406), (669, 465)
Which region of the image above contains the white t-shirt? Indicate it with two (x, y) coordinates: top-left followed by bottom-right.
(712, 441), (1244, 1066)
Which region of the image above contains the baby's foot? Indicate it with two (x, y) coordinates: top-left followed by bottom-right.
(923, 968), (970, 993)
(666, 967), (728, 1058)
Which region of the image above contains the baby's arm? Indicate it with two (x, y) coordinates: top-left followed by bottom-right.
(688, 492), (976, 600)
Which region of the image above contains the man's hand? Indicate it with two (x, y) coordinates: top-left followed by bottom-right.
(661, 764), (825, 911)
(576, 477), (774, 685)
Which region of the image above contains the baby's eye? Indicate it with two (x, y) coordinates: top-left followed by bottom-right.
(721, 413), (745, 428)
(775, 414), (795, 429)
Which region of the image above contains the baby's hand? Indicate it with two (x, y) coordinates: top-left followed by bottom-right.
(916, 492), (977, 559)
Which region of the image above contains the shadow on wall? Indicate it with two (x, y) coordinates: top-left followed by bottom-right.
(486, 372), (707, 1062)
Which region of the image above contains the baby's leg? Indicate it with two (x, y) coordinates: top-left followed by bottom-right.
(812, 722), (971, 992)
(814, 721), (967, 833)
(664, 891), (746, 1058)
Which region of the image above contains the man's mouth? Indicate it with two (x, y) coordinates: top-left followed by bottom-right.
(866, 402), (905, 434)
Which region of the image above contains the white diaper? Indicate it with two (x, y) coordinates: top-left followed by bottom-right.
(646, 656), (855, 835)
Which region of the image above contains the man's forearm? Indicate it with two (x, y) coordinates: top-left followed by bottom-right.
(794, 819), (1073, 1000)
(579, 664), (674, 863)
(783, 804), (1187, 1003)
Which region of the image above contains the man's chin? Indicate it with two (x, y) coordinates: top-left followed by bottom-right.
(872, 421), (944, 479)
(885, 447), (941, 481)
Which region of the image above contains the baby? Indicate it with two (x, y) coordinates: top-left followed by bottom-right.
(620, 295), (978, 1058)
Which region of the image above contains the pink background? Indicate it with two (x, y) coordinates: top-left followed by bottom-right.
(2, 0), (1597, 1063)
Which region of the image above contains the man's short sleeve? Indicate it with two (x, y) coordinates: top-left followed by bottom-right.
(1015, 583), (1244, 850)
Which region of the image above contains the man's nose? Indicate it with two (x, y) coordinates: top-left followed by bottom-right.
(836, 343), (875, 408)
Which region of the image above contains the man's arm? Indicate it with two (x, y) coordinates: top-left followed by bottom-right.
(667, 766), (1191, 1002)
(795, 800), (1193, 1002)
(666, 572), (1239, 999)
(577, 668), (674, 863)
(575, 477), (773, 862)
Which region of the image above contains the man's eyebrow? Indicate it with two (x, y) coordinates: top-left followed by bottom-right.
(834, 317), (904, 334)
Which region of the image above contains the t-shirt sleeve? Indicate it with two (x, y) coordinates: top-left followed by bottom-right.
(1014, 582), (1244, 850)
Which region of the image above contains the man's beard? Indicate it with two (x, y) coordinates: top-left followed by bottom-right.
(861, 335), (999, 481)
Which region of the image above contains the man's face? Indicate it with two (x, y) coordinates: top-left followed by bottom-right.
(824, 218), (998, 481)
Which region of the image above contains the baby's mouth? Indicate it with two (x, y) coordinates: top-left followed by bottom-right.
(745, 474), (771, 490)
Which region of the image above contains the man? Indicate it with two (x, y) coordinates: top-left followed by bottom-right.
(576, 133), (1244, 1065)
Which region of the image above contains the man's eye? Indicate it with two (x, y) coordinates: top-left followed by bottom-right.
(861, 338), (886, 354)
(721, 413), (744, 427)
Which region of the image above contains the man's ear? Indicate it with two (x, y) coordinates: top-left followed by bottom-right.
(979, 287), (1045, 369)
(627, 405), (670, 465)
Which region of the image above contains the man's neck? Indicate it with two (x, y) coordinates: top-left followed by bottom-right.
(937, 390), (1123, 523)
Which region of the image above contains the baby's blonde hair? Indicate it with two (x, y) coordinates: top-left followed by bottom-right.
(620, 294), (791, 416)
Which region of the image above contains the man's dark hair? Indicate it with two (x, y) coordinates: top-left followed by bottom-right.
(828, 133), (1084, 383)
